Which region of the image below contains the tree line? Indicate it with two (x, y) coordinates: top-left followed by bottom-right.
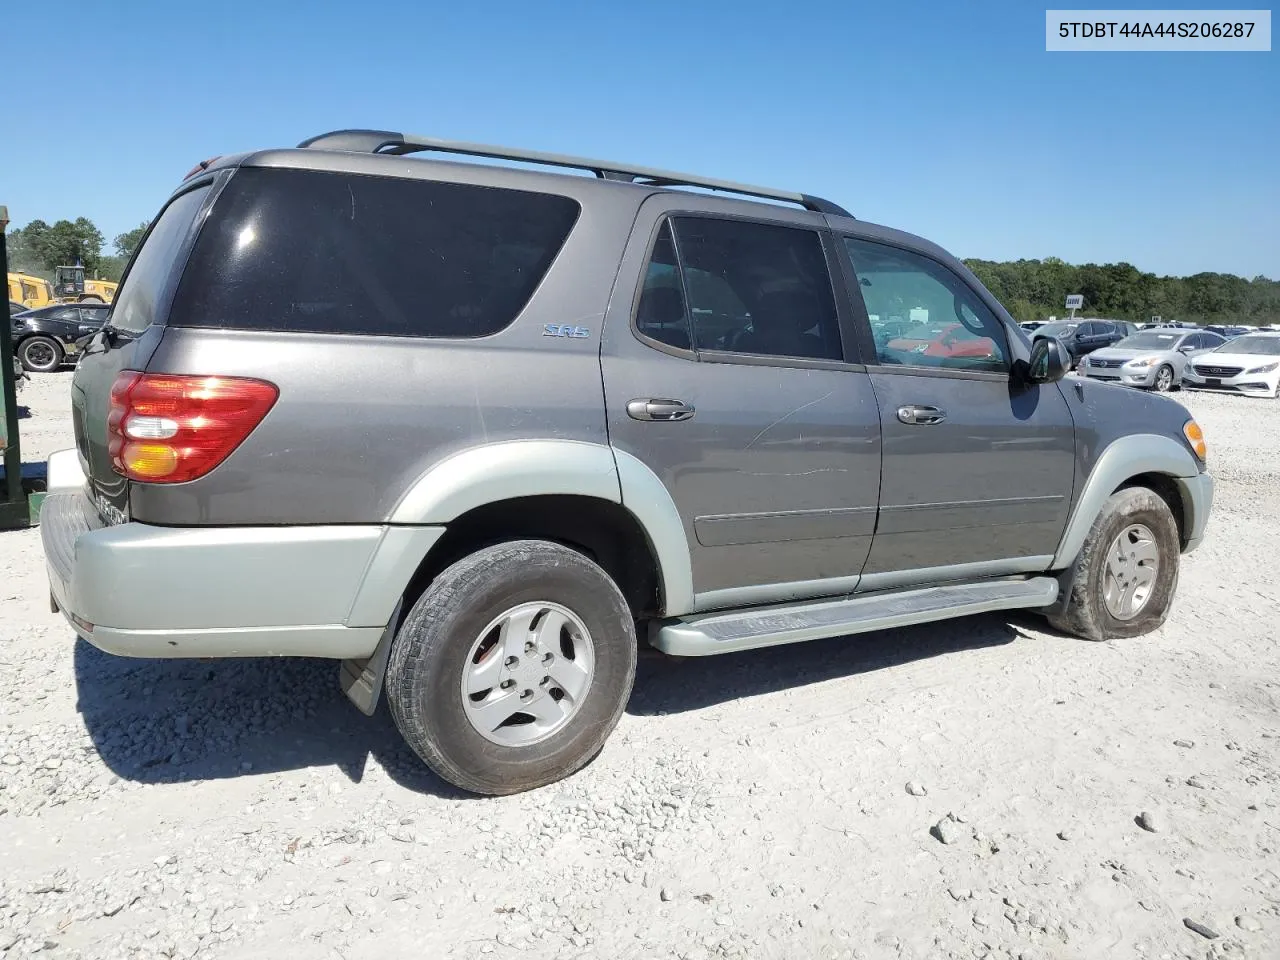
(6, 219), (148, 284)
(6, 215), (1276, 327)
(964, 256), (1280, 327)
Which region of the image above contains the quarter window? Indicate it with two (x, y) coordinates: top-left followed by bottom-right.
(634, 222), (692, 351)
(843, 238), (1008, 373)
(112, 185), (211, 334)
(172, 169), (581, 338)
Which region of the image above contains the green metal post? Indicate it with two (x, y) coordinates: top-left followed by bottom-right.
(1, 205), (32, 528)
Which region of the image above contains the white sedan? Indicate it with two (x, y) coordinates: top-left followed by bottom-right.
(1182, 332), (1280, 398)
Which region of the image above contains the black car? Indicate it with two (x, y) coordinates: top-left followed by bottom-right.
(1204, 324), (1249, 339)
(1033, 319), (1127, 368)
(10, 302), (111, 372)
(9, 300), (29, 317)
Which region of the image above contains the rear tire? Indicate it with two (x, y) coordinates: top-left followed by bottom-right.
(386, 539), (637, 795)
(1048, 487), (1180, 641)
(18, 335), (63, 373)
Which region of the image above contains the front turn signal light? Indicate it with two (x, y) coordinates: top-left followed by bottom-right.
(1183, 419), (1207, 462)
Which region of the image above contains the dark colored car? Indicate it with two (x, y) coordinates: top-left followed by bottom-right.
(9, 300), (29, 318)
(1033, 319), (1127, 367)
(1204, 324), (1249, 339)
(10, 302), (111, 372)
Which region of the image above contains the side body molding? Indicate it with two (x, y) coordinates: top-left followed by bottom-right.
(387, 440), (695, 618)
(1052, 433), (1202, 569)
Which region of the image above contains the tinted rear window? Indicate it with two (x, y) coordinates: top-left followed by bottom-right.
(170, 167), (581, 338)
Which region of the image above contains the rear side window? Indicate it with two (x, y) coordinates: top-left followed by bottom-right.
(635, 222), (692, 350)
(671, 217), (842, 361)
(111, 185), (211, 335)
(172, 167), (581, 338)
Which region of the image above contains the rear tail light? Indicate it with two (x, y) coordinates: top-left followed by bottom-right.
(108, 372), (278, 483)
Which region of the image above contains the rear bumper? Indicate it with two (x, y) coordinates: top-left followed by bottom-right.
(40, 451), (443, 659)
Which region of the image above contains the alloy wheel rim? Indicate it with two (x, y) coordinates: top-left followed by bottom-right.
(1102, 523), (1159, 620)
(460, 601), (596, 746)
(1155, 367), (1172, 391)
(25, 342), (55, 369)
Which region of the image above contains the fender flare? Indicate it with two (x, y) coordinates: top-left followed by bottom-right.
(384, 439), (695, 617)
(1051, 433), (1201, 568)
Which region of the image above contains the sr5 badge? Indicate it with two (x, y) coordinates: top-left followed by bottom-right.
(542, 323), (591, 339)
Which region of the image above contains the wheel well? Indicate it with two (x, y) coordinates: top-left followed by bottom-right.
(15, 333), (59, 354)
(1116, 473), (1186, 544)
(401, 496), (663, 620)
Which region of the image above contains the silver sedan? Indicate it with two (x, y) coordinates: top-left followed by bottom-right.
(1078, 329), (1227, 392)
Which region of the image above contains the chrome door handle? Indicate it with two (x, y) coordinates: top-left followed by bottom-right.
(627, 398), (695, 422)
(896, 404), (946, 425)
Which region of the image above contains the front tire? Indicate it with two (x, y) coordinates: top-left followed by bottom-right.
(1152, 364), (1174, 392)
(1048, 487), (1180, 641)
(386, 540), (637, 795)
(18, 335), (64, 373)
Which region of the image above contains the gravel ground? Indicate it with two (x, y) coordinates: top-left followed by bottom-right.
(2, 371), (1277, 960)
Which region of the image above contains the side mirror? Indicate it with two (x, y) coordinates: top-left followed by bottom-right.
(1024, 337), (1068, 384)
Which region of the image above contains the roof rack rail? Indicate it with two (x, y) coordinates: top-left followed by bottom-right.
(296, 128), (853, 218)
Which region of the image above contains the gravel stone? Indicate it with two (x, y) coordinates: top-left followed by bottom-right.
(905, 781), (928, 797)
(1235, 915), (1263, 932)
(1183, 918), (1221, 939)
(1136, 811), (1166, 833)
(931, 816), (968, 845)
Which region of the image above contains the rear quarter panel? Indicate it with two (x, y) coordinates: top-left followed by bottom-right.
(131, 328), (616, 525)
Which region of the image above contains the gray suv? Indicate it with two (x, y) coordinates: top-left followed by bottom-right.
(40, 129), (1214, 795)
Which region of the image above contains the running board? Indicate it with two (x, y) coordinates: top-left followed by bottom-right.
(651, 577), (1060, 657)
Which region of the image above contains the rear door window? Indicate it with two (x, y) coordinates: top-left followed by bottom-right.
(171, 167), (581, 338)
(670, 216), (842, 361)
(634, 222), (692, 351)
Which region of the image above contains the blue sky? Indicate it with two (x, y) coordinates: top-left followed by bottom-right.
(3, 0), (1276, 278)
